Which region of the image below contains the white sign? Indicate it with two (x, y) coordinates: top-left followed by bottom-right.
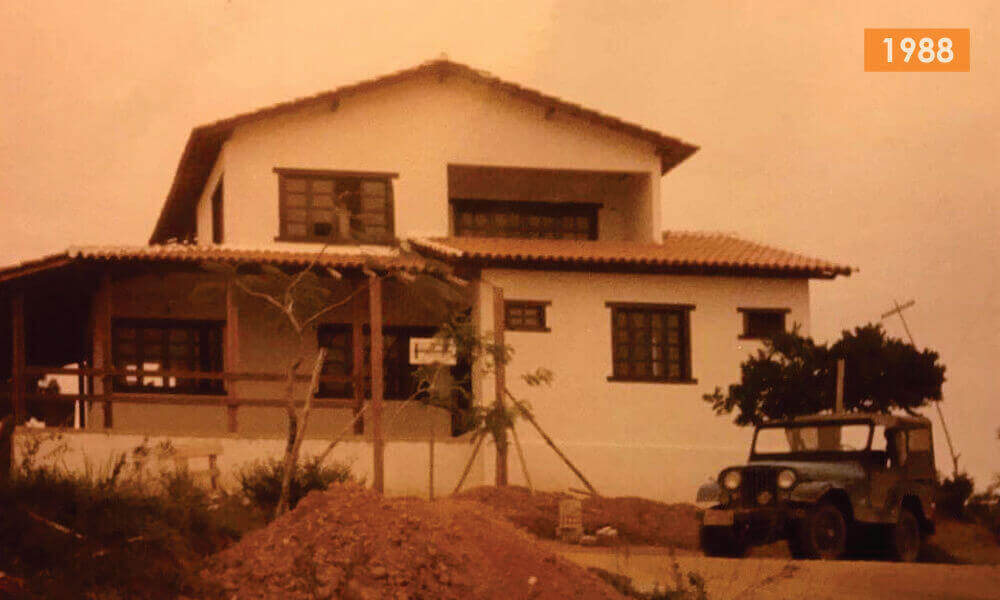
(409, 337), (457, 366)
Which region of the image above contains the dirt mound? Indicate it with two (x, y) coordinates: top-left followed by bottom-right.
(203, 483), (628, 600)
(456, 486), (701, 549)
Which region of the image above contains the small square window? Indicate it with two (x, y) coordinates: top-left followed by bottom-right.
(739, 308), (789, 340)
(504, 300), (550, 332)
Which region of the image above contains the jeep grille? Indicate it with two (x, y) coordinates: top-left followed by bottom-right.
(738, 467), (777, 507)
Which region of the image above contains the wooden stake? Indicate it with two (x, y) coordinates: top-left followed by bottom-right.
(369, 274), (385, 495)
(453, 432), (486, 494)
(510, 422), (533, 492)
(428, 426), (435, 501)
(507, 390), (598, 497)
(492, 286), (508, 487)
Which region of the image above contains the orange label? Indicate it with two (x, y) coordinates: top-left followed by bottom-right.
(864, 29), (970, 72)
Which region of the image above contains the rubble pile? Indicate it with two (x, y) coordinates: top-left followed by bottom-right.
(203, 483), (628, 600)
(458, 486), (701, 548)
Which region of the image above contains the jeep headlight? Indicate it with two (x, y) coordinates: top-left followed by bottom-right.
(721, 470), (742, 490)
(777, 469), (797, 489)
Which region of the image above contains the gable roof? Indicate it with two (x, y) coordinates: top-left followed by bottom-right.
(149, 59), (699, 244)
(408, 232), (853, 279)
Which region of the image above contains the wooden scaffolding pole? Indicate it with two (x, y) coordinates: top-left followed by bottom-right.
(352, 283), (366, 435)
(94, 271), (113, 429)
(369, 274), (385, 494)
(492, 286), (509, 487)
(225, 280), (240, 433)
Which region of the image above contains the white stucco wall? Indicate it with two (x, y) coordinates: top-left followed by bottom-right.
(478, 269), (811, 502)
(195, 72), (662, 246)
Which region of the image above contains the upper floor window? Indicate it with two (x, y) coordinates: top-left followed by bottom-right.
(607, 302), (695, 383)
(738, 308), (789, 340)
(452, 199), (598, 240)
(112, 319), (224, 395)
(276, 168), (395, 243)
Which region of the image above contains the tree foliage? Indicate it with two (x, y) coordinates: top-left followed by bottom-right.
(704, 323), (946, 426)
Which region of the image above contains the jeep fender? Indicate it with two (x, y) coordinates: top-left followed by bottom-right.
(696, 481), (723, 504)
(789, 481), (838, 504)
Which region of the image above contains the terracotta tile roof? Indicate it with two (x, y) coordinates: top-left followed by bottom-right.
(150, 58), (698, 244)
(409, 233), (853, 279)
(0, 244), (427, 284)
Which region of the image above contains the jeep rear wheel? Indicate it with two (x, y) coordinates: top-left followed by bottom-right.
(891, 507), (921, 562)
(795, 502), (848, 560)
(700, 526), (746, 558)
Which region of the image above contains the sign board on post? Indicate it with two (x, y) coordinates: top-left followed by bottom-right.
(409, 337), (457, 366)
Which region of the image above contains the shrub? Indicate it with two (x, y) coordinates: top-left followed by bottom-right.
(0, 460), (260, 599)
(937, 472), (975, 519)
(237, 456), (356, 515)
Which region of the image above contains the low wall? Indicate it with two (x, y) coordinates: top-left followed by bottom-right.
(12, 428), (742, 503)
(12, 427), (488, 499)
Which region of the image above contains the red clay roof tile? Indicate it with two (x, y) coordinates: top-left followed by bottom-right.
(409, 233), (853, 279)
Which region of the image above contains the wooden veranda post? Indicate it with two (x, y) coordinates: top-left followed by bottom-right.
(10, 292), (25, 424)
(352, 283), (366, 435)
(368, 273), (385, 494)
(493, 286), (509, 487)
(225, 280), (240, 433)
(95, 271), (113, 428)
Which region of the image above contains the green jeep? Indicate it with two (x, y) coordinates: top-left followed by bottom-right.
(697, 413), (936, 561)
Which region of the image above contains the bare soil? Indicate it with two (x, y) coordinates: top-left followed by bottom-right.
(456, 486), (702, 549)
(203, 483), (630, 600)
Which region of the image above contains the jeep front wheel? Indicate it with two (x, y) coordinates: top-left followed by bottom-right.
(795, 502), (848, 560)
(890, 507), (921, 562)
(699, 526), (746, 558)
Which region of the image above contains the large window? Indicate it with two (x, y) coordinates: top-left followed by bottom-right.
(276, 169), (394, 243)
(317, 325), (437, 399)
(452, 199), (598, 240)
(738, 308), (789, 340)
(112, 320), (224, 394)
(607, 303), (694, 383)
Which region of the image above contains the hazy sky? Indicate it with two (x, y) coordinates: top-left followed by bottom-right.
(2, 1), (997, 484)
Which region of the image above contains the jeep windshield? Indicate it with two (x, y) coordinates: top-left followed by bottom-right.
(751, 422), (873, 459)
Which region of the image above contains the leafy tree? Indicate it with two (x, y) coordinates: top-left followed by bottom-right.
(704, 323), (946, 426)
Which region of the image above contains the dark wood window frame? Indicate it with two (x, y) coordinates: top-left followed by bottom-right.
(737, 307), (790, 340)
(111, 318), (225, 395)
(317, 324), (438, 400)
(606, 302), (697, 384)
(274, 167), (398, 244)
(504, 300), (551, 332)
(451, 198), (600, 240)
(211, 177), (224, 244)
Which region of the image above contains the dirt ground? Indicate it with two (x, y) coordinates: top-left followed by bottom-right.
(548, 544), (1000, 600)
(456, 486), (701, 549)
(203, 483), (630, 600)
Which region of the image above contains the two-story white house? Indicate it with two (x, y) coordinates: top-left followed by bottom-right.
(1, 59), (850, 500)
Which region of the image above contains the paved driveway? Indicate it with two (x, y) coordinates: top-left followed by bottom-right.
(544, 543), (1000, 600)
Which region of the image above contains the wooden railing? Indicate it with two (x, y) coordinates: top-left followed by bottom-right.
(7, 365), (363, 432)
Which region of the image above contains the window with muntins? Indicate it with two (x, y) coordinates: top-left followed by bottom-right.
(608, 303), (694, 382)
(317, 325), (437, 399)
(739, 308), (788, 340)
(277, 169), (394, 243)
(504, 300), (550, 332)
(112, 320), (224, 394)
(452, 199), (598, 239)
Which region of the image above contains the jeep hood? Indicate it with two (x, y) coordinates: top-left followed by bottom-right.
(741, 460), (865, 482)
